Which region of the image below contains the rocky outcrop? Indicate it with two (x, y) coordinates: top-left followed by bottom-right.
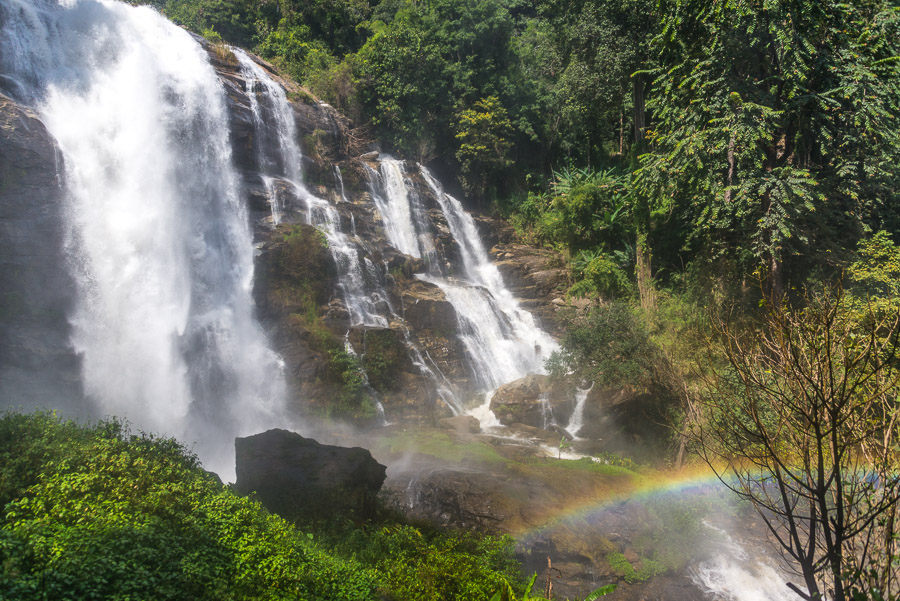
(574, 386), (675, 461)
(0, 94), (82, 410)
(439, 415), (481, 434)
(235, 429), (386, 521)
(490, 374), (573, 428)
(480, 218), (569, 337)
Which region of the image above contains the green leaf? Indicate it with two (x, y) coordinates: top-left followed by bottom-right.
(584, 584), (617, 600)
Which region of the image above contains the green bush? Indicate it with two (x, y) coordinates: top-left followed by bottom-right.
(0, 412), (377, 601)
(546, 301), (659, 391)
(327, 524), (523, 601)
(605, 552), (665, 584)
(361, 329), (405, 393)
(569, 254), (632, 298)
(0, 412), (530, 601)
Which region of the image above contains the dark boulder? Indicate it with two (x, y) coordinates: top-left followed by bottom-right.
(490, 375), (573, 428)
(235, 429), (386, 521)
(0, 94), (83, 410)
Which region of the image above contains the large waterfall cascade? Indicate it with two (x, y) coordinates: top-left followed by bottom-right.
(233, 48), (461, 415)
(0, 0), (287, 478)
(366, 159), (559, 398)
(234, 44), (558, 415)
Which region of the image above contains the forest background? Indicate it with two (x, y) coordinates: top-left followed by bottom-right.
(38, 1), (900, 598)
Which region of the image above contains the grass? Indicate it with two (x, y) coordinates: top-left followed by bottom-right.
(374, 429), (508, 466)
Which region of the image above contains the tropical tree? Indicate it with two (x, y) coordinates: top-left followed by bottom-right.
(455, 96), (514, 204)
(637, 0), (900, 296)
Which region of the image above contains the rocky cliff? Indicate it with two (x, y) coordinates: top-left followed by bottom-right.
(0, 95), (83, 411)
(202, 42), (569, 426)
(0, 33), (569, 429)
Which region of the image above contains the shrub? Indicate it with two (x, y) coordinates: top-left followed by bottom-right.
(0, 412), (377, 601)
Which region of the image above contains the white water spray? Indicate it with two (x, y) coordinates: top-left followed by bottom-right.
(417, 165), (559, 390)
(691, 523), (801, 601)
(565, 384), (593, 438)
(1, 0), (287, 478)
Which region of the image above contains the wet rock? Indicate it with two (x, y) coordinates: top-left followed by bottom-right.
(205, 41), (561, 427)
(399, 279), (458, 331)
(0, 94), (83, 409)
(390, 467), (519, 533)
(490, 375), (573, 428)
(503, 423), (563, 446)
(235, 429), (386, 521)
(576, 387), (677, 461)
(439, 415), (481, 434)
(487, 238), (569, 336)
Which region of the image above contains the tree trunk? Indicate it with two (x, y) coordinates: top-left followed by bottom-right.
(619, 110), (624, 155)
(636, 232), (655, 311)
(633, 75), (646, 145)
(545, 556), (554, 600)
(769, 254), (783, 301)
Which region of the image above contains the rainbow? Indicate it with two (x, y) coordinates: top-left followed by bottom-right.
(514, 463), (733, 541)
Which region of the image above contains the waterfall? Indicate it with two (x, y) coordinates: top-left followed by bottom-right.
(360, 157), (558, 406)
(366, 159), (441, 272)
(233, 49), (463, 415)
(234, 48), (391, 329)
(417, 164), (558, 390)
(0, 0), (286, 479)
(334, 166), (349, 203)
(565, 384), (593, 438)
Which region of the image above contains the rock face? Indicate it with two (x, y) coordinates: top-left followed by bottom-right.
(202, 45), (567, 426)
(439, 415), (481, 434)
(0, 33), (568, 429)
(575, 386), (675, 461)
(483, 219), (569, 337)
(0, 94), (82, 410)
(490, 374), (573, 429)
(235, 429), (386, 521)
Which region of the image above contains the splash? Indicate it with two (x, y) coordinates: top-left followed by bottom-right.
(514, 465), (801, 600)
(1, 0), (286, 478)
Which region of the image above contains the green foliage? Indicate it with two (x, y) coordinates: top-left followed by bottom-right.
(547, 301), (660, 391)
(157, 0), (257, 46)
(569, 253), (632, 298)
(332, 524), (523, 601)
(0, 412), (377, 601)
(360, 329), (404, 394)
(455, 96), (514, 203)
(255, 17), (336, 83)
(605, 552), (665, 583)
(848, 230), (900, 317)
(637, 0), (900, 287)
(0, 412), (534, 601)
(490, 572), (616, 601)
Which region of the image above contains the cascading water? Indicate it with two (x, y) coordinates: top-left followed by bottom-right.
(419, 166), (558, 388)
(565, 384), (593, 438)
(359, 157), (559, 419)
(373, 161), (559, 394)
(0, 0), (287, 478)
(539, 392), (557, 430)
(233, 49), (462, 415)
(366, 160), (441, 272)
(691, 522), (801, 601)
(234, 48), (391, 329)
